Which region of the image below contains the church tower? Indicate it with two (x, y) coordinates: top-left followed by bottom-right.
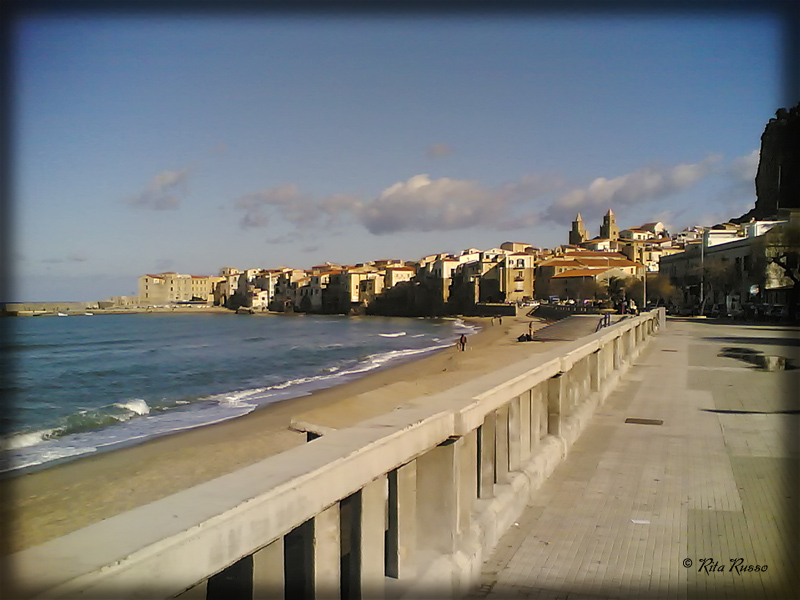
(569, 213), (589, 245)
(600, 209), (619, 240)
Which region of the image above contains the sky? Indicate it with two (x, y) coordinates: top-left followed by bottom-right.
(9, 10), (785, 301)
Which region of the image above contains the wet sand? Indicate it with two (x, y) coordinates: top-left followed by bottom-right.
(4, 314), (560, 554)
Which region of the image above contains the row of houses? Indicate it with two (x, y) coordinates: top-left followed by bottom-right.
(128, 208), (798, 317)
(132, 241), (648, 317)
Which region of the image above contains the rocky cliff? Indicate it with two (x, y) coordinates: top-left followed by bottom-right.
(732, 102), (800, 223)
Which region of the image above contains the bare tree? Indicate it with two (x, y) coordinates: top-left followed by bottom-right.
(645, 273), (678, 307)
(752, 221), (800, 319)
(695, 258), (741, 316)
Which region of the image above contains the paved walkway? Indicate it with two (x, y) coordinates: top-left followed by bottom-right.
(532, 314), (623, 342)
(470, 318), (799, 599)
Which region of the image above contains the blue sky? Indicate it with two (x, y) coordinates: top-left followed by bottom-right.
(11, 12), (782, 301)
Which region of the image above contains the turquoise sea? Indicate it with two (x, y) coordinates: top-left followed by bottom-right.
(2, 312), (475, 473)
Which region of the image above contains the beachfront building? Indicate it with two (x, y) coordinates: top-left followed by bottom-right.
(384, 266), (416, 289)
(302, 270), (336, 312)
(138, 272), (221, 306)
(535, 250), (644, 300)
(446, 247), (529, 306)
(213, 268), (242, 307)
(500, 252), (536, 304)
(270, 269), (309, 312)
(320, 266), (385, 314)
(549, 266), (633, 301)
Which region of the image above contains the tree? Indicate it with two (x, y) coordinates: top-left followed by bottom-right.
(696, 258), (741, 316)
(645, 273), (678, 307)
(752, 221), (800, 319)
(606, 276), (627, 306)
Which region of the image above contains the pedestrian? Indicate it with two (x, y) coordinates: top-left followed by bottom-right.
(458, 334), (467, 351)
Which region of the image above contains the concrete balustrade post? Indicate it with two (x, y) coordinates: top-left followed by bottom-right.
(559, 369), (574, 419)
(529, 384), (543, 450)
(547, 374), (564, 437)
(478, 414), (496, 498)
(508, 396), (521, 472)
(613, 336), (621, 371)
(574, 357), (589, 409)
(314, 504), (341, 600)
(519, 391), (532, 464)
(416, 437), (470, 557)
(589, 349), (601, 393)
(253, 537), (284, 600)
(495, 404), (510, 484)
(458, 429), (478, 536)
(386, 461), (417, 581)
(360, 476), (387, 599)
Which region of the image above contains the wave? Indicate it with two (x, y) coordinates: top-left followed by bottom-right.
(6, 445), (98, 472)
(4, 428), (58, 450)
(3, 399), (152, 449)
(378, 332), (406, 338)
(261, 340), (449, 395)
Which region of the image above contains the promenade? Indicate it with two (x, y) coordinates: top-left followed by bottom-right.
(470, 318), (799, 599)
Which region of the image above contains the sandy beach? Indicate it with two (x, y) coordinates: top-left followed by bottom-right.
(4, 313), (566, 554)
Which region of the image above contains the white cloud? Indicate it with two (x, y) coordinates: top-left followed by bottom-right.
(543, 155), (722, 224)
(235, 184), (317, 229)
(125, 168), (191, 210)
(358, 174), (508, 234)
(727, 149), (759, 185)
(235, 173), (560, 236)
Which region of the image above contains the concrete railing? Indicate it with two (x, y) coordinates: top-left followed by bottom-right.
(7, 309), (666, 600)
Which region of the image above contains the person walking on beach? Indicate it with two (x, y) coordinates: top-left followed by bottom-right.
(458, 334), (467, 351)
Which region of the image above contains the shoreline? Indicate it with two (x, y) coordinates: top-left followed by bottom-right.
(4, 313), (477, 476)
(5, 313), (558, 554)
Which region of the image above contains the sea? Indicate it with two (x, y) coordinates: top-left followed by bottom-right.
(1, 312), (476, 474)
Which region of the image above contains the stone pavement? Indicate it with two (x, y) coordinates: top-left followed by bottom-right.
(469, 318), (799, 599)
(532, 314), (622, 342)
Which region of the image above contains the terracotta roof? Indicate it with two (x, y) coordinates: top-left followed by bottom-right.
(538, 258), (581, 267)
(577, 258), (639, 267)
(552, 267), (612, 279)
(564, 250), (624, 257)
